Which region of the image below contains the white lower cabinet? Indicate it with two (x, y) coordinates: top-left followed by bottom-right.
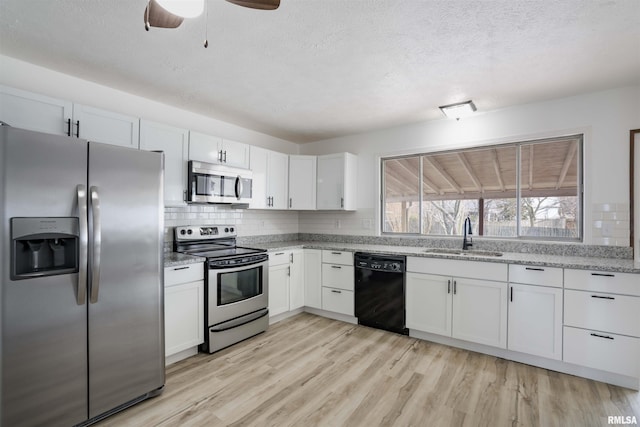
(268, 249), (304, 317)
(320, 250), (354, 316)
(406, 269), (507, 349)
(563, 268), (640, 378)
(164, 263), (204, 364)
(406, 272), (452, 336)
(322, 287), (354, 316)
(269, 263), (291, 317)
(507, 283), (563, 360)
(304, 249), (322, 309)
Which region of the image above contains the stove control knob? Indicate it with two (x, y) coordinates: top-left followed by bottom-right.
(187, 229), (193, 235)
(180, 229), (186, 235)
(225, 227), (229, 233)
(230, 227), (235, 232)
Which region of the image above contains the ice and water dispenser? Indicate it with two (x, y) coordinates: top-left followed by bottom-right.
(11, 217), (79, 280)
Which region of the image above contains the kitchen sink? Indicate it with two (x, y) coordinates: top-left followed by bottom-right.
(423, 248), (503, 257)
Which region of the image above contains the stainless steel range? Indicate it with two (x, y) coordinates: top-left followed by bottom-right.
(174, 225), (269, 353)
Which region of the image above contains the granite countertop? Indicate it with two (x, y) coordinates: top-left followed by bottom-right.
(164, 252), (206, 268)
(250, 240), (640, 274)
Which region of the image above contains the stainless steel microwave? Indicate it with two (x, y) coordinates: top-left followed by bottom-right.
(187, 161), (252, 205)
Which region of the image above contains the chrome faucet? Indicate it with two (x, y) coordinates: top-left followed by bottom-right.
(463, 216), (473, 250)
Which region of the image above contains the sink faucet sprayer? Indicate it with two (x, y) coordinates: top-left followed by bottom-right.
(463, 216), (473, 250)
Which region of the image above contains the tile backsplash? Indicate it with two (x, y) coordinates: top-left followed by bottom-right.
(164, 205), (299, 245)
(592, 203), (630, 246)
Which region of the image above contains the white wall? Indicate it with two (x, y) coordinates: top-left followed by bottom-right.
(300, 86), (640, 246)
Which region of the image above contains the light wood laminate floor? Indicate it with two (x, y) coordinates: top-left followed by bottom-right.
(97, 313), (640, 427)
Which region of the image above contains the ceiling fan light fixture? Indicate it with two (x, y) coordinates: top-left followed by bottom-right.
(155, 0), (205, 18)
(439, 100), (477, 120)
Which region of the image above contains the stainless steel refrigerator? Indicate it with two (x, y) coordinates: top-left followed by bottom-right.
(0, 126), (165, 426)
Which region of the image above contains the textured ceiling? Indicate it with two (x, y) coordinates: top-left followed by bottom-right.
(1, 0), (639, 143)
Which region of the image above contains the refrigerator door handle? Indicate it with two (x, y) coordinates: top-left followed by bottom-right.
(77, 184), (88, 305)
(89, 186), (102, 304)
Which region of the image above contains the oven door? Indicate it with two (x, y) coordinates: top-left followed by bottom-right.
(207, 259), (268, 326)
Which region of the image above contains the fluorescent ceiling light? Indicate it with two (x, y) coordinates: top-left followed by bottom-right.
(156, 0), (204, 18)
(439, 100), (477, 120)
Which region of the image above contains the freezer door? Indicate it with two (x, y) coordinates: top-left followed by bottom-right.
(0, 127), (89, 427)
(87, 142), (164, 418)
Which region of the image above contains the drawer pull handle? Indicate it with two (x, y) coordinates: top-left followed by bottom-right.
(447, 280), (451, 294)
(172, 266), (189, 271)
(331, 265), (342, 269)
(525, 267), (544, 271)
(331, 252), (342, 255)
(591, 295), (615, 300)
(590, 333), (614, 340)
(275, 252), (285, 256)
(591, 272), (615, 277)
(331, 289), (342, 294)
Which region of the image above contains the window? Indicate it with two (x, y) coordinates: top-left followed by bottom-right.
(381, 135), (583, 241)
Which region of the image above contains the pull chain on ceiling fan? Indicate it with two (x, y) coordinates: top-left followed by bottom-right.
(144, 0), (280, 31)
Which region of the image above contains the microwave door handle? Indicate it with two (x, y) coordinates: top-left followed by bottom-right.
(235, 175), (243, 200)
(89, 186), (102, 304)
(76, 185), (88, 305)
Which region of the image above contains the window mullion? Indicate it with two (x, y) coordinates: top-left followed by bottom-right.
(516, 145), (521, 238)
(419, 156), (423, 234)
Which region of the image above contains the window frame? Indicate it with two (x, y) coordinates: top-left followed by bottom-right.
(380, 135), (584, 242)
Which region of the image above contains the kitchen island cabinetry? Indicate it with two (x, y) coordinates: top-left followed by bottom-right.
(316, 153), (357, 210)
(406, 257), (508, 349)
(139, 120), (189, 207)
(563, 269), (640, 378)
(0, 85), (139, 148)
(189, 131), (250, 169)
(164, 263), (204, 365)
(507, 265), (563, 360)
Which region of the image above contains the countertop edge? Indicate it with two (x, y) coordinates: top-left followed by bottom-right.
(253, 241), (640, 274)
(164, 253), (206, 268)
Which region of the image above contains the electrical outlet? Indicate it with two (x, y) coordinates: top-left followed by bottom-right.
(362, 219), (372, 229)
(335, 220), (341, 229)
(601, 222), (613, 237)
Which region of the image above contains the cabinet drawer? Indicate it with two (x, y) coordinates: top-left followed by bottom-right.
(321, 264), (354, 291)
(322, 287), (354, 316)
(563, 326), (639, 378)
(165, 263), (204, 287)
(564, 289), (640, 337)
(564, 269), (640, 296)
(508, 264), (562, 288)
(322, 250), (353, 266)
(269, 250), (291, 267)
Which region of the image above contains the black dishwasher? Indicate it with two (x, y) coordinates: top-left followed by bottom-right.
(354, 253), (408, 335)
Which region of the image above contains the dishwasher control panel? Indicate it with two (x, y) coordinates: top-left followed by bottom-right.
(354, 253), (405, 273)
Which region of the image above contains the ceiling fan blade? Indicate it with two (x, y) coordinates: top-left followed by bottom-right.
(225, 0), (280, 10)
(144, 0), (184, 29)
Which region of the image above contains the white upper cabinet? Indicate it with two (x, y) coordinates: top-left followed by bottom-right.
(73, 104), (139, 149)
(249, 146), (289, 210)
(316, 152), (357, 210)
(288, 155), (317, 210)
(189, 131), (250, 169)
(139, 120), (189, 207)
(0, 85), (72, 135)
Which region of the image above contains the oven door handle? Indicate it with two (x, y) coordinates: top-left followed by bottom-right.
(209, 259), (268, 272)
(209, 308), (269, 332)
